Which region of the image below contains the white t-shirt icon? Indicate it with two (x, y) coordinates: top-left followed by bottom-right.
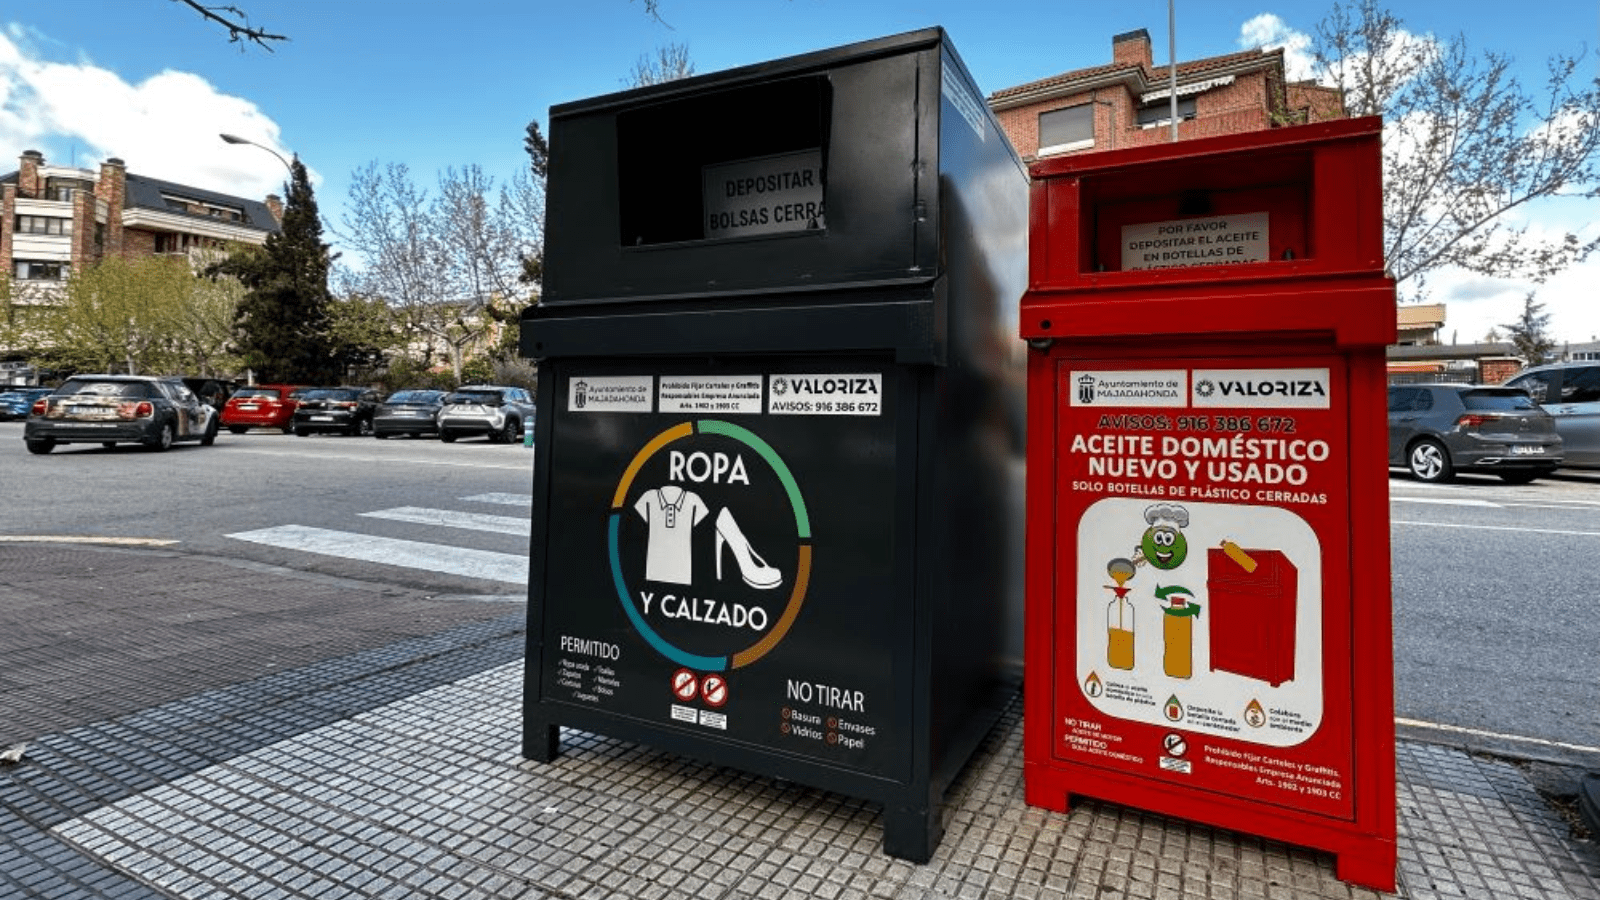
(634, 486), (709, 585)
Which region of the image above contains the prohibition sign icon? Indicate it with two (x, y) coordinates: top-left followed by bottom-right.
(671, 668), (699, 703)
(702, 674), (729, 708)
(608, 419), (812, 673)
(1163, 733), (1188, 758)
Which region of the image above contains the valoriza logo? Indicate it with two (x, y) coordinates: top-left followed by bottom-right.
(1190, 368), (1331, 409)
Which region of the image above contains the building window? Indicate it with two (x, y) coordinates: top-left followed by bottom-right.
(1137, 96), (1197, 128)
(1038, 105), (1095, 155)
(15, 260), (68, 281)
(44, 178), (92, 202)
(14, 215), (73, 236)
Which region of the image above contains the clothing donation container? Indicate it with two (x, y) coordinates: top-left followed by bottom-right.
(519, 28), (1027, 862)
(1020, 118), (1398, 890)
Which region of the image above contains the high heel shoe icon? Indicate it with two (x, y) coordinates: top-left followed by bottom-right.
(714, 507), (782, 590)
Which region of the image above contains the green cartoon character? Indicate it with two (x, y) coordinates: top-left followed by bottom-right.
(1140, 504), (1189, 570)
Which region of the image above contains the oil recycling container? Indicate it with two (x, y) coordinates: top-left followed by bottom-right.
(1020, 118), (1399, 890)
(519, 28), (1027, 862)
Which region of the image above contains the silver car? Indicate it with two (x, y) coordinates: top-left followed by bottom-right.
(1503, 361), (1600, 469)
(1387, 384), (1563, 483)
(437, 385), (535, 444)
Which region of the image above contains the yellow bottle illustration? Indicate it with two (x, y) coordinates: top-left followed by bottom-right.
(1156, 585), (1200, 679)
(1106, 558), (1137, 670)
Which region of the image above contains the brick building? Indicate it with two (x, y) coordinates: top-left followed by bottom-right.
(1, 150), (281, 380)
(987, 28), (1345, 162)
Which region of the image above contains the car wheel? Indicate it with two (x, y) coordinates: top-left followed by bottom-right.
(439, 430), (457, 443)
(1407, 439), (1453, 483)
(146, 421), (176, 452)
(280, 425), (293, 434)
(1497, 469), (1544, 485)
(201, 416), (219, 446)
(355, 417), (374, 437)
(228, 425), (248, 434)
(295, 427), (310, 437)
(25, 438), (54, 455)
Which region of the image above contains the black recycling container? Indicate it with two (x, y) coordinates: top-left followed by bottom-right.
(519, 28), (1027, 862)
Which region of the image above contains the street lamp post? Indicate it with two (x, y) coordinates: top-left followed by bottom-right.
(219, 133), (292, 174)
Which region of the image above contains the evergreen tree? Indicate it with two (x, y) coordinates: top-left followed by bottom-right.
(220, 158), (337, 383)
(1501, 294), (1557, 366)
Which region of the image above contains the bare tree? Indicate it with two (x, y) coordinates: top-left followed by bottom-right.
(173, 0), (287, 50)
(338, 162), (543, 383)
(629, 43), (695, 87)
(1310, 0), (1600, 300)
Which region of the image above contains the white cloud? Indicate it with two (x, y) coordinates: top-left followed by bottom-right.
(1238, 14), (1316, 82)
(0, 26), (305, 202)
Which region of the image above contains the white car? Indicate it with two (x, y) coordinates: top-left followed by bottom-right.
(437, 385), (536, 444)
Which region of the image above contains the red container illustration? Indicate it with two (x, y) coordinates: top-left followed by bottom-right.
(1207, 545), (1297, 686)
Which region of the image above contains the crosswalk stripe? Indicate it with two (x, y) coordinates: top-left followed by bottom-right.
(226, 525), (527, 584)
(361, 507), (530, 536)
(463, 493), (531, 506)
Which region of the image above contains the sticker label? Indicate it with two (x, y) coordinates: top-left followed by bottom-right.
(1191, 369), (1332, 409)
(1070, 371), (1188, 408)
(570, 376), (653, 413)
(768, 374), (883, 416)
(1122, 212), (1269, 271)
(703, 150), (825, 239)
(659, 376), (763, 415)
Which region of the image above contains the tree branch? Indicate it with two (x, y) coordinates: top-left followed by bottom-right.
(174, 0), (288, 50)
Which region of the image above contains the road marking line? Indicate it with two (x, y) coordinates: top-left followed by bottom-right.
(223, 446), (531, 471)
(1396, 717), (1600, 756)
(462, 493), (532, 506)
(1391, 497), (1501, 507)
(361, 507), (530, 537)
(0, 535), (179, 546)
(1392, 520), (1600, 537)
(226, 525), (527, 584)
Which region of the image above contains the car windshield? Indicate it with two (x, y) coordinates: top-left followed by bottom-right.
(302, 388), (360, 401)
(387, 391), (442, 404)
(445, 391), (503, 406)
(231, 388), (280, 400)
(1460, 389), (1538, 411)
(58, 379), (149, 399)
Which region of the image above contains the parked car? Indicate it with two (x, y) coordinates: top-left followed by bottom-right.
(220, 384), (308, 433)
(23, 374), (219, 454)
(1387, 383), (1563, 483)
(373, 389), (447, 438)
(437, 385), (536, 443)
(1502, 361), (1600, 469)
(0, 387), (53, 421)
(291, 387), (382, 436)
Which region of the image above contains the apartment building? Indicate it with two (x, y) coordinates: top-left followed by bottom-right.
(1, 150), (281, 382)
(987, 28), (1345, 162)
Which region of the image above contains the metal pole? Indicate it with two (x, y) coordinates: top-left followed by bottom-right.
(1169, 0), (1179, 142)
(219, 133), (292, 175)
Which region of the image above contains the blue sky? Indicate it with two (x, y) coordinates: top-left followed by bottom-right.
(2, 0), (1596, 342)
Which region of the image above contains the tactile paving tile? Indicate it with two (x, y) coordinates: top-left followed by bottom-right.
(38, 665), (1411, 900)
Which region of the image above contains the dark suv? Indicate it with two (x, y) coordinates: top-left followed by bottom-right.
(1387, 384), (1563, 483)
(437, 385), (536, 443)
(1503, 361), (1600, 469)
(291, 387), (382, 437)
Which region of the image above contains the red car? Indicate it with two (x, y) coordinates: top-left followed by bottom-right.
(220, 384), (307, 433)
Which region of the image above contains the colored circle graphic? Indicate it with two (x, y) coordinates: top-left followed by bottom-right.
(608, 420), (811, 672)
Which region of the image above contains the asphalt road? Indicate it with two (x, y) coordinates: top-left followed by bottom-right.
(3, 420), (1596, 765)
(1386, 467), (1600, 763)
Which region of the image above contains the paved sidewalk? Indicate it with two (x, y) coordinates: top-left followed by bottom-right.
(2, 546), (1597, 899)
